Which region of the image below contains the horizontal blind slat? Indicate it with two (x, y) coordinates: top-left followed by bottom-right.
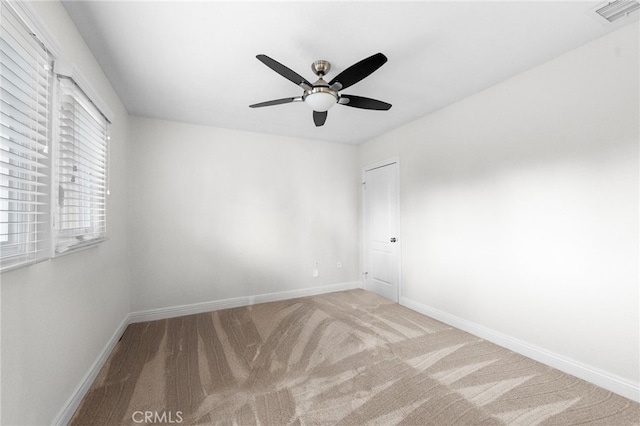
(59, 102), (108, 145)
(0, 172), (46, 186)
(0, 160), (47, 177)
(0, 19), (49, 80)
(0, 61), (49, 106)
(0, 137), (47, 160)
(1, 99), (49, 135)
(0, 124), (47, 149)
(59, 139), (107, 169)
(0, 146), (48, 169)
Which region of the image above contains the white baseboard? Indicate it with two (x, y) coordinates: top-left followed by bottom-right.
(400, 296), (640, 403)
(52, 314), (131, 425)
(53, 281), (362, 424)
(129, 281), (363, 323)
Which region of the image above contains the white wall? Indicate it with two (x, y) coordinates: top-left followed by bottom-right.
(128, 117), (360, 312)
(0, 2), (131, 424)
(361, 22), (639, 389)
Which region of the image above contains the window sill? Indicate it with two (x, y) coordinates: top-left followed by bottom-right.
(53, 237), (108, 258)
(0, 257), (49, 274)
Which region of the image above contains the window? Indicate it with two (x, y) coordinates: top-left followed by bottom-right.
(53, 75), (110, 255)
(1, 1), (111, 270)
(0, 2), (53, 271)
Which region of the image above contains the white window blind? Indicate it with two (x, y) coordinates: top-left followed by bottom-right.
(0, 3), (52, 271)
(54, 77), (109, 254)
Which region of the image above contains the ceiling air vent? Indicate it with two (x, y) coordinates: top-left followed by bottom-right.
(592, 0), (640, 23)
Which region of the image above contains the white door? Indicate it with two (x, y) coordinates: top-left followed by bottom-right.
(363, 160), (400, 302)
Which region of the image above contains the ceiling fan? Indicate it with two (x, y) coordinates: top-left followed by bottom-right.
(249, 53), (392, 127)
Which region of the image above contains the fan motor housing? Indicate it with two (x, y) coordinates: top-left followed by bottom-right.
(303, 86), (338, 99)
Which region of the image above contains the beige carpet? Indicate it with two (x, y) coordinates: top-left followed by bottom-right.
(71, 289), (639, 425)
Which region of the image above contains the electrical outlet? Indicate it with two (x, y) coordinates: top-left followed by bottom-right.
(313, 268), (319, 278)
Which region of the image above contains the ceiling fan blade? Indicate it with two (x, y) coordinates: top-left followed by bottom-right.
(313, 110), (328, 127)
(328, 53), (387, 91)
(339, 95), (392, 110)
(249, 97), (301, 108)
(256, 55), (312, 90)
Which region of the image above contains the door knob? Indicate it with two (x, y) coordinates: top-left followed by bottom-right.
(390, 237), (397, 243)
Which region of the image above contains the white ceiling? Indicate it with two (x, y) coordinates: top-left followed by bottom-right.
(62, 1), (637, 144)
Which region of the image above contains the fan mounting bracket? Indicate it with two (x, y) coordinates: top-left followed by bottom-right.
(311, 60), (331, 77)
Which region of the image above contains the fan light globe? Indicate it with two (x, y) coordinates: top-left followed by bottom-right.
(304, 92), (337, 112)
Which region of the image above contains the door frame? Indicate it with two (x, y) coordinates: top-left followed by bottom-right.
(362, 157), (401, 302)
